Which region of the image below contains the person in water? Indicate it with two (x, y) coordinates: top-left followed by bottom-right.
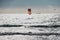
(28, 8), (32, 15)
(27, 8), (33, 19)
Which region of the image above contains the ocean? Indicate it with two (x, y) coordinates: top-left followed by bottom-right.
(0, 13), (60, 40)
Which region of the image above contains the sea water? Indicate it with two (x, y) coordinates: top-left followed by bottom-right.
(0, 13), (60, 40)
(0, 13), (60, 25)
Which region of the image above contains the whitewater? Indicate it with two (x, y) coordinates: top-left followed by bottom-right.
(0, 13), (60, 40)
(0, 13), (60, 25)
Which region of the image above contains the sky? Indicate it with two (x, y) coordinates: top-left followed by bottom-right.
(0, 0), (60, 13)
(0, 0), (60, 8)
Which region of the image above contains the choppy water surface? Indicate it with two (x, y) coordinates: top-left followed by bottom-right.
(0, 13), (60, 40)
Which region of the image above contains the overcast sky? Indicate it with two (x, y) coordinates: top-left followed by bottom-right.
(0, 0), (60, 8)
